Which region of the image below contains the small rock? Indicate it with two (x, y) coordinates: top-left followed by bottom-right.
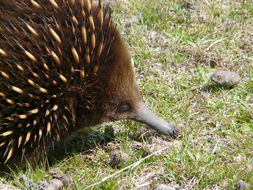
(44, 179), (63, 190)
(236, 180), (250, 190)
(134, 183), (150, 190)
(0, 181), (20, 190)
(38, 181), (48, 190)
(20, 175), (35, 190)
(154, 184), (176, 190)
(108, 151), (131, 168)
(211, 70), (241, 88)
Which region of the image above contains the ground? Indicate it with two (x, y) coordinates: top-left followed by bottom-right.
(1, 0), (253, 189)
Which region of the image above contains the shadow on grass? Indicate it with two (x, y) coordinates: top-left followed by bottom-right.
(47, 126), (116, 166)
(198, 84), (234, 93)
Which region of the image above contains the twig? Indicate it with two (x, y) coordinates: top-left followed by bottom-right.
(83, 146), (169, 190)
(206, 39), (225, 51)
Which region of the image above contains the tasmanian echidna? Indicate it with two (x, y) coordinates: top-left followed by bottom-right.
(0, 0), (178, 167)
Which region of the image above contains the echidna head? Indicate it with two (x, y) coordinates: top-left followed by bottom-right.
(76, 30), (178, 137)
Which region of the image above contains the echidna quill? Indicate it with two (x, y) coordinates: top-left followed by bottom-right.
(0, 0), (178, 166)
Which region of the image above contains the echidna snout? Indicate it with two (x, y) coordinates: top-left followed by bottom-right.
(132, 103), (179, 137)
(0, 0), (178, 166)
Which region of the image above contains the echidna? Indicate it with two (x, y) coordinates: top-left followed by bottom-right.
(0, 0), (178, 167)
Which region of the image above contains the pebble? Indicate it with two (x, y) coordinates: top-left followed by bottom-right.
(154, 184), (177, 190)
(211, 70), (241, 88)
(0, 181), (20, 190)
(44, 179), (64, 190)
(236, 180), (250, 190)
(38, 181), (48, 190)
(20, 175), (35, 190)
(37, 179), (65, 190)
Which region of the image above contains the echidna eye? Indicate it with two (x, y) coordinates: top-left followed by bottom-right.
(117, 102), (132, 113)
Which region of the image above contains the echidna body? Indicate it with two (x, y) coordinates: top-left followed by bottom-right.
(0, 0), (178, 167)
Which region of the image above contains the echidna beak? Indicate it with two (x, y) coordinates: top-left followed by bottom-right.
(132, 102), (179, 138)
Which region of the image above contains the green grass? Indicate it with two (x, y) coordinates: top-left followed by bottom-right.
(1, 0), (253, 189)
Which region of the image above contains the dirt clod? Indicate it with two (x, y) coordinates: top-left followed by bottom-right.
(49, 169), (70, 187)
(108, 151), (131, 168)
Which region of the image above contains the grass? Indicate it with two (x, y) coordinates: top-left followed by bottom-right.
(1, 0), (253, 189)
